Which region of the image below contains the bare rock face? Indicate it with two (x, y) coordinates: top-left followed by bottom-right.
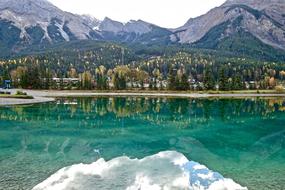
(224, 0), (284, 10)
(0, 0), (168, 50)
(99, 17), (125, 33)
(0, 0), (99, 44)
(0, 0), (284, 56)
(99, 17), (152, 34)
(97, 17), (171, 44)
(173, 7), (227, 44)
(173, 0), (285, 50)
(81, 14), (101, 30)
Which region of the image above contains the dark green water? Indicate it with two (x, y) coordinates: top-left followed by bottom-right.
(0, 97), (285, 190)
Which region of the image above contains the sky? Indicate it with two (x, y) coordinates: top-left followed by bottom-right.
(48, 0), (226, 28)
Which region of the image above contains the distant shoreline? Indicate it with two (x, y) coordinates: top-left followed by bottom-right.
(1, 89), (285, 106)
(44, 92), (285, 98)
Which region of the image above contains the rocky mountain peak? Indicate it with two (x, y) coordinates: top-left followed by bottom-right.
(223, 0), (285, 10)
(99, 17), (153, 34)
(99, 17), (124, 33)
(81, 14), (101, 30)
(173, 0), (285, 50)
(0, 0), (101, 47)
(0, 0), (61, 19)
(0, 0), (284, 57)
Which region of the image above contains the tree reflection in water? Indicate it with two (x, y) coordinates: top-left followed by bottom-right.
(1, 97), (285, 128)
(0, 97), (285, 190)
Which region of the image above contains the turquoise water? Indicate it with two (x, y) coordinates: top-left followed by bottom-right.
(0, 97), (285, 190)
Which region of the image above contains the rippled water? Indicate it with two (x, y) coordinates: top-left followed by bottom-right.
(0, 97), (285, 190)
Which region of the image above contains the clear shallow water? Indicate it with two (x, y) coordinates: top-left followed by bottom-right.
(0, 97), (284, 190)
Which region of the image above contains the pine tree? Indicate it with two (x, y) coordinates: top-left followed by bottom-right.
(149, 79), (153, 90)
(25, 66), (41, 89)
(180, 74), (189, 91)
(20, 71), (28, 89)
(232, 75), (243, 90)
(113, 73), (126, 90)
(59, 75), (64, 90)
(204, 67), (215, 90)
(175, 76), (180, 90)
(119, 75), (127, 90)
(44, 68), (52, 90)
(168, 67), (176, 90)
(113, 73), (120, 90)
(218, 67), (228, 91)
(153, 78), (158, 90)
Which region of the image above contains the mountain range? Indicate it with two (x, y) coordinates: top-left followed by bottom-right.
(0, 0), (285, 60)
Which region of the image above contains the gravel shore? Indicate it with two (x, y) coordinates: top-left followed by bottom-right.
(1, 89), (285, 106)
(0, 97), (55, 106)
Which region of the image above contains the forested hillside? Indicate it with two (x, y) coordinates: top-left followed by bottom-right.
(1, 40), (284, 91)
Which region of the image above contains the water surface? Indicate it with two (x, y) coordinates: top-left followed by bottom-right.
(0, 97), (284, 189)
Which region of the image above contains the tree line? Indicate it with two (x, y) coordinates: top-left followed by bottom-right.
(1, 51), (285, 91)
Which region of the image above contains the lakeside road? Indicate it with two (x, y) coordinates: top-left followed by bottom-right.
(1, 89), (285, 106)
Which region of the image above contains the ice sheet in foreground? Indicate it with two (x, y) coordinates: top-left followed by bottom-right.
(33, 151), (247, 190)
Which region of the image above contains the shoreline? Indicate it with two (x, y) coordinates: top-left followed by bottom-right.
(1, 89), (285, 106)
(46, 92), (285, 98)
(0, 96), (55, 106)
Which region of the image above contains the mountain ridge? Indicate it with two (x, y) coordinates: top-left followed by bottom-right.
(173, 0), (285, 51)
(0, 0), (284, 60)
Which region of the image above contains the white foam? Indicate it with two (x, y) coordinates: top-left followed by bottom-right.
(33, 151), (247, 190)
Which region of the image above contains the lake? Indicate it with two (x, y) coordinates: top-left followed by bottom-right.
(0, 97), (284, 190)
